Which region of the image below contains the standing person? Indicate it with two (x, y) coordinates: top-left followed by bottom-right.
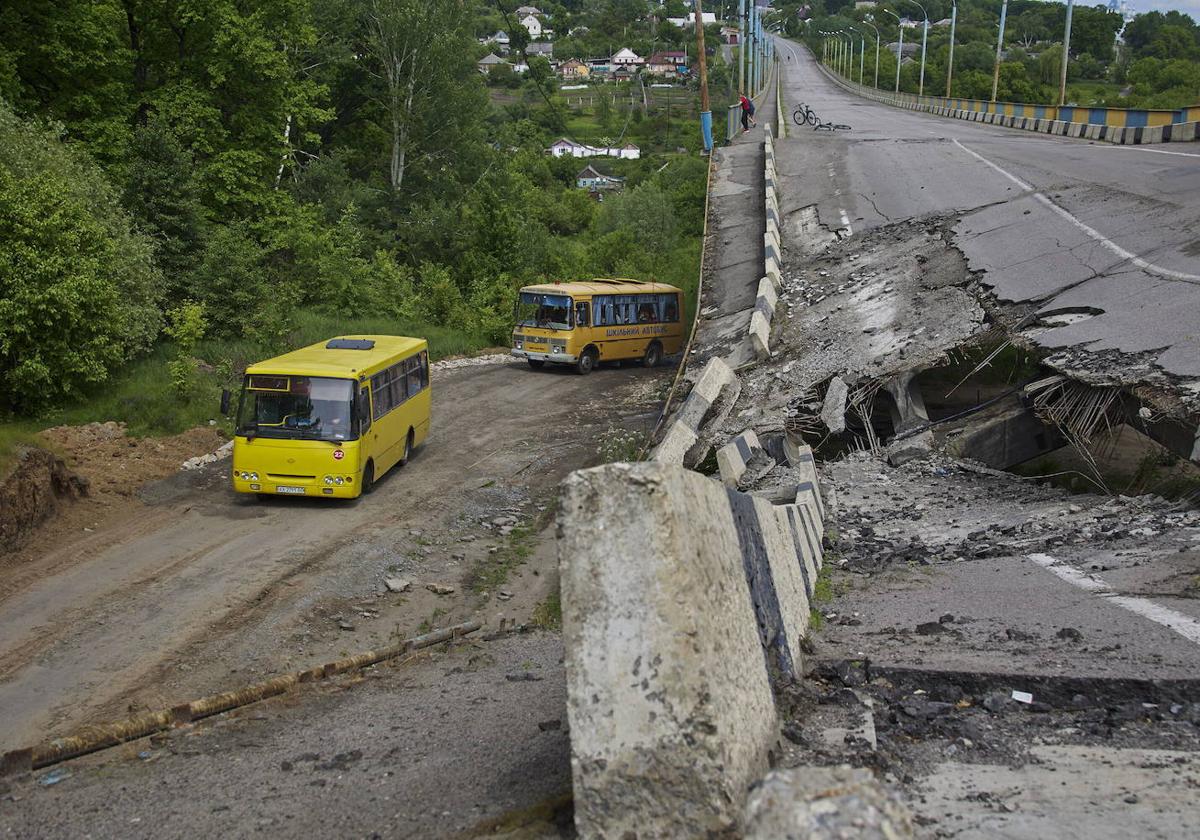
(739, 94), (757, 132)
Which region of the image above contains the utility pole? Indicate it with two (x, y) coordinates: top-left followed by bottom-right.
(695, 0), (712, 152)
(946, 1), (957, 97)
(1059, 0), (1075, 106)
(992, 0), (1009, 102)
(737, 0), (745, 95)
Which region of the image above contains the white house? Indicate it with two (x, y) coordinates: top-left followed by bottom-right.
(546, 138), (641, 160)
(520, 14), (542, 38)
(611, 47), (643, 66)
(666, 13), (716, 28)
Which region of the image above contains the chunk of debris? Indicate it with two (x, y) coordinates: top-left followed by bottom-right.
(886, 431), (935, 467)
(425, 583), (455, 596)
(384, 577), (412, 593)
(821, 376), (850, 434)
(744, 765), (914, 839)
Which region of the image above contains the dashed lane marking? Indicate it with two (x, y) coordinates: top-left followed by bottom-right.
(952, 138), (1200, 284)
(1028, 553), (1200, 647)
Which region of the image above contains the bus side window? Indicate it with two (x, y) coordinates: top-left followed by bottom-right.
(575, 301), (590, 328)
(664, 294), (679, 323)
(357, 387), (372, 434)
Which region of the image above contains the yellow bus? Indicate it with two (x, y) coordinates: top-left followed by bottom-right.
(511, 279), (685, 374)
(227, 336), (431, 499)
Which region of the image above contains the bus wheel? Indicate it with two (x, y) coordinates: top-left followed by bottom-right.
(399, 430), (413, 466)
(643, 342), (663, 368)
(361, 461), (375, 495)
(576, 349), (597, 375)
(527, 359), (545, 370)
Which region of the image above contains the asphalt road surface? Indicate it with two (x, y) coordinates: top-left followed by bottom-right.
(774, 39), (1200, 401)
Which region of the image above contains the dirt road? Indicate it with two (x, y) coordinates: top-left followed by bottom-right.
(0, 358), (668, 752)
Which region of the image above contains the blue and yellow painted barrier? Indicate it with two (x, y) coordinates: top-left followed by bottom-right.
(814, 58), (1199, 146)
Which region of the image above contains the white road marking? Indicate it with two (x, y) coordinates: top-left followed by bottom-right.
(1107, 145), (1200, 159)
(1028, 553), (1200, 646)
(953, 139), (1200, 284)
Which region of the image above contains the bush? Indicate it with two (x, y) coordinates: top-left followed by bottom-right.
(0, 103), (162, 413)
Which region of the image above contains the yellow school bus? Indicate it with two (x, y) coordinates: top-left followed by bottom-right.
(229, 336), (431, 499)
(511, 279), (685, 374)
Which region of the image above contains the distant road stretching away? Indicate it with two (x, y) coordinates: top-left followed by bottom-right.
(774, 38), (1200, 403)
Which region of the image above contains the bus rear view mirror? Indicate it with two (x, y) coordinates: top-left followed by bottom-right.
(220, 389), (231, 416)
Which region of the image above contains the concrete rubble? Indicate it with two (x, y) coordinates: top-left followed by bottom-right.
(743, 766), (914, 840)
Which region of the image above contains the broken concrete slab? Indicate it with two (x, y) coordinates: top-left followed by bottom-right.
(821, 376), (849, 434)
(885, 430), (935, 466)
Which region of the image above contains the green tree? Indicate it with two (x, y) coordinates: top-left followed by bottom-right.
(0, 104), (161, 412)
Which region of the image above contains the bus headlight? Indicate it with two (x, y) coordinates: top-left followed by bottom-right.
(335, 476), (344, 485)
(324, 476), (333, 485)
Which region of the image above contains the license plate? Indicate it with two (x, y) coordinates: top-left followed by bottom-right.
(526, 343), (547, 352)
(275, 486), (306, 495)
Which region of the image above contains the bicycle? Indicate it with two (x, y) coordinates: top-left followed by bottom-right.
(814, 121), (853, 132)
(792, 103), (819, 127)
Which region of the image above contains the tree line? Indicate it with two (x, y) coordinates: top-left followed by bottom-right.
(0, 1), (708, 416)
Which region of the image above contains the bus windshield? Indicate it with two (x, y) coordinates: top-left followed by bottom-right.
(236, 376), (357, 442)
(515, 292), (572, 330)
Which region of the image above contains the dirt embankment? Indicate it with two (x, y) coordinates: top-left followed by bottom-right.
(1, 422), (225, 571)
(0, 448), (88, 554)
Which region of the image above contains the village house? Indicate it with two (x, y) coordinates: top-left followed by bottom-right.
(520, 14), (543, 39)
(477, 53), (508, 74)
(610, 47), (643, 66)
(576, 165), (624, 192)
(646, 51), (688, 76)
(666, 13), (716, 28)
(482, 30), (510, 55)
(546, 139), (641, 160)
(515, 5), (541, 16)
(557, 58), (589, 80)
(526, 42), (553, 58)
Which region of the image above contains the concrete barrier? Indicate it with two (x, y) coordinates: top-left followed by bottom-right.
(559, 462), (824, 838)
(750, 277), (777, 360)
(751, 134), (783, 358)
(651, 356), (740, 466)
(718, 427), (774, 487)
(812, 53), (1200, 146)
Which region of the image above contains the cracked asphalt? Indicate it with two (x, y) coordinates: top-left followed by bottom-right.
(774, 39), (1200, 408)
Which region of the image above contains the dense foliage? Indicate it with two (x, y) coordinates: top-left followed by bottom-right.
(0, 1), (711, 420)
(772, 0), (1199, 108)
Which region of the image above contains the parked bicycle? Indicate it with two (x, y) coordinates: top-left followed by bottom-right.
(792, 103), (853, 131)
(792, 103), (818, 127)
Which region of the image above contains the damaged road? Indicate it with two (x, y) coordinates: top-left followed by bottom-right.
(678, 38), (1200, 838)
(774, 38), (1200, 427)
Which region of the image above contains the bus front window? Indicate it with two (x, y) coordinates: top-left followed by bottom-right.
(515, 292), (573, 330)
(236, 376), (357, 442)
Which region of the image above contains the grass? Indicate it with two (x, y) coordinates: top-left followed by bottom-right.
(0, 421), (49, 474)
(0, 308), (493, 466)
(465, 522), (538, 594)
(531, 589), (562, 630)
(808, 561), (838, 631)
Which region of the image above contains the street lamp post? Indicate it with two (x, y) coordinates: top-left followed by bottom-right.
(946, 0), (957, 98)
(883, 9), (903, 94)
(1059, 0), (1075, 106)
(905, 0), (930, 98)
(862, 17), (881, 90)
(992, 0), (1009, 102)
